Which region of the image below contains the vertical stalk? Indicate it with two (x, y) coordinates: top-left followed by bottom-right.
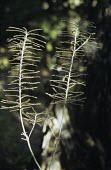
(19, 30), (42, 170)
(59, 28), (78, 143)
(65, 28), (78, 103)
(49, 28), (78, 170)
(19, 30), (28, 135)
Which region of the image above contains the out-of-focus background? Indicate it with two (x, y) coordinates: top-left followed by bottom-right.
(0, 0), (111, 170)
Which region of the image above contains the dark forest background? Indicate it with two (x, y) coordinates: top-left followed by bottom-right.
(0, 0), (111, 170)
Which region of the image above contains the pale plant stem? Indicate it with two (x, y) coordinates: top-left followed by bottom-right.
(49, 28), (78, 170)
(27, 138), (42, 170)
(19, 30), (42, 170)
(75, 33), (93, 52)
(65, 28), (78, 103)
(29, 113), (37, 138)
(19, 31), (28, 135)
(58, 28), (78, 139)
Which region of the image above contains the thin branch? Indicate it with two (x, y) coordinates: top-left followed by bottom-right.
(29, 113), (37, 138)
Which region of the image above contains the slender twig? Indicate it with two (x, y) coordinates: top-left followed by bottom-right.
(65, 28), (78, 103)
(29, 113), (38, 138)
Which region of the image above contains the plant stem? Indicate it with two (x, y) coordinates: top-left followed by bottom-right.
(65, 28), (78, 103)
(19, 30), (28, 135)
(19, 30), (42, 170)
